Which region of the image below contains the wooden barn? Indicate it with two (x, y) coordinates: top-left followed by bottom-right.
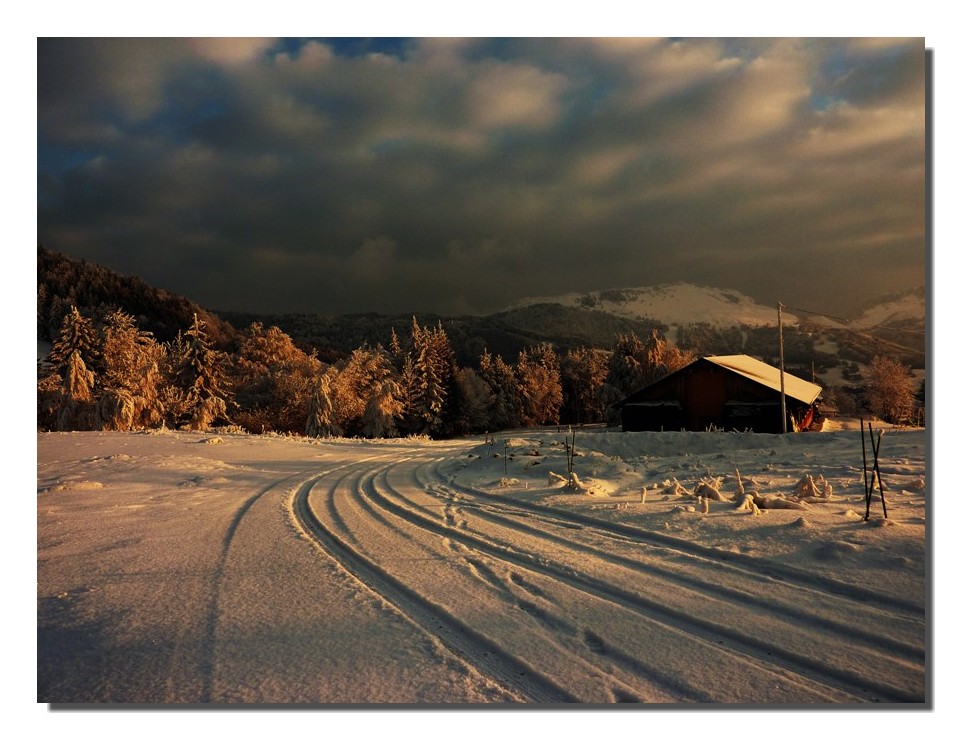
(616, 355), (822, 433)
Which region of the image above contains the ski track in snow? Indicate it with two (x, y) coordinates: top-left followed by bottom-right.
(291, 443), (924, 704)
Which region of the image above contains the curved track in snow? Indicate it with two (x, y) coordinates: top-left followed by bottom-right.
(290, 442), (925, 704)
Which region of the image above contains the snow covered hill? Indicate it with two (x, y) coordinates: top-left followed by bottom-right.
(506, 282), (925, 335)
(851, 288), (926, 331)
(506, 283), (799, 329)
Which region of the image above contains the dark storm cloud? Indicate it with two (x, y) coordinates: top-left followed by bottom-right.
(37, 37), (925, 316)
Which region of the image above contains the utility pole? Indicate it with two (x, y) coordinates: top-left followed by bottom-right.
(778, 301), (787, 433)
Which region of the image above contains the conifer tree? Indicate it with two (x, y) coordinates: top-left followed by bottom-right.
(479, 350), (523, 430)
(233, 323), (319, 433)
(47, 306), (99, 430)
(48, 306), (99, 378)
(561, 347), (610, 424)
(171, 314), (232, 430)
(362, 377), (405, 438)
(327, 345), (400, 436)
(56, 350), (96, 431)
(601, 333), (648, 409)
(516, 343), (563, 427)
(400, 318), (455, 436)
(97, 309), (165, 430)
(306, 368), (340, 438)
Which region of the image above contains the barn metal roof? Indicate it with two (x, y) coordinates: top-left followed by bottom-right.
(704, 355), (822, 405)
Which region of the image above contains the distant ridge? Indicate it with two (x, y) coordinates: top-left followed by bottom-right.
(505, 283), (799, 329)
(506, 282), (925, 333)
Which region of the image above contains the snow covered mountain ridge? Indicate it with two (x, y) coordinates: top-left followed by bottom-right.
(505, 282), (925, 332)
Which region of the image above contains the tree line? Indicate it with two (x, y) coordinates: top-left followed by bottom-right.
(38, 306), (697, 437)
(38, 305), (922, 436)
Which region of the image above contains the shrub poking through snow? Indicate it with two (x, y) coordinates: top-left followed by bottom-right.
(662, 478), (691, 496)
(793, 473), (834, 501)
(693, 479), (728, 503)
(548, 471), (567, 488)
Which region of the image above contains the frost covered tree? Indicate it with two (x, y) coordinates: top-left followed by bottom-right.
(48, 305), (99, 376)
(306, 367), (340, 438)
(170, 314), (233, 430)
(44, 306), (99, 430)
(56, 350), (96, 431)
(326, 345), (401, 436)
(399, 319), (456, 436)
(479, 350), (523, 430)
(865, 355), (915, 424)
(516, 344), (563, 427)
(97, 310), (166, 430)
(232, 323), (319, 433)
(561, 347), (609, 424)
(362, 377), (405, 438)
(600, 333), (648, 409)
(450, 367), (494, 435)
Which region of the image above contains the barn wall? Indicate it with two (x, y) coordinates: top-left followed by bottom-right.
(621, 360), (813, 433)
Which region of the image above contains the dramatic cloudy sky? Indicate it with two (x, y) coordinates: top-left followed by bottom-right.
(37, 37), (926, 317)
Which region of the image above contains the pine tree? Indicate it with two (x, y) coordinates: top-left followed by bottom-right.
(233, 323), (319, 433)
(362, 378), (405, 438)
(172, 314), (232, 430)
(48, 306), (99, 378)
(601, 333), (648, 409)
(97, 309), (165, 430)
(400, 318), (455, 436)
(561, 347), (609, 424)
(516, 344), (563, 427)
(47, 306), (99, 430)
(306, 368), (340, 438)
(479, 351), (524, 430)
(56, 350), (96, 431)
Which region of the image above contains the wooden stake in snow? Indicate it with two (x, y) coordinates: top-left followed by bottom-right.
(862, 421), (888, 520)
(566, 426), (577, 489)
(868, 424), (888, 520)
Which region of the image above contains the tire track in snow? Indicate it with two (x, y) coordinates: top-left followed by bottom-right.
(367, 454), (922, 703)
(202, 468), (311, 702)
(203, 452), (402, 702)
(329, 458), (705, 702)
(429, 458), (924, 618)
(420, 471), (924, 663)
(290, 458), (578, 703)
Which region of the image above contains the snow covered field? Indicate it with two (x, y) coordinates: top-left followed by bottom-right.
(37, 424), (926, 706)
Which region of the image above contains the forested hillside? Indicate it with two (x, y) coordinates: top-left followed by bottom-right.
(38, 246), (236, 348)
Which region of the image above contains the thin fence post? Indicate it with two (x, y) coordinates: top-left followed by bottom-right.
(861, 418), (871, 518)
(869, 425), (888, 519)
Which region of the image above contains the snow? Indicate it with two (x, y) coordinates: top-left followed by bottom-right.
(38, 423), (926, 707)
(506, 282), (800, 328)
(851, 290), (926, 330)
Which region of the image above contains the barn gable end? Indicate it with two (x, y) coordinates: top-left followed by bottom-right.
(617, 355), (821, 433)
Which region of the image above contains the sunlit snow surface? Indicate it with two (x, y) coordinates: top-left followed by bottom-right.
(37, 425), (925, 704)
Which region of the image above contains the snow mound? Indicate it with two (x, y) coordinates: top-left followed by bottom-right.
(44, 480), (104, 492)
